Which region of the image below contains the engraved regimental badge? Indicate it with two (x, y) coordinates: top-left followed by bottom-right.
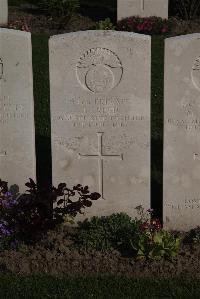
(76, 48), (123, 93)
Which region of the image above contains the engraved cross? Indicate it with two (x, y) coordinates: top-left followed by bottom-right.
(141, 0), (145, 11)
(78, 132), (123, 200)
(0, 58), (3, 79)
(0, 151), (7, 158)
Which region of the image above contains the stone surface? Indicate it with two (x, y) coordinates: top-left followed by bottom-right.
(0, 29), (36, 193)
(117, 0), (168, 20)
(50, 30), (151, 219)
(163, 34), (200, 231)
(0, 0), (8, 26)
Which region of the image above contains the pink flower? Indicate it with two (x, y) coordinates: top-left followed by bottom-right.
(161, 26), (168, 33)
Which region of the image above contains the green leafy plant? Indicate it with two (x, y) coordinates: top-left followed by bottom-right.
(39, 0), (80, 24)
(131, 229), (180, 260)
(95, 18), (115, 30)
(129, 206), (181, 260)
(76, 213), (138, 252)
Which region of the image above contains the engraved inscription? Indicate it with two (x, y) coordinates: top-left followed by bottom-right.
(194, 153), (200, 160)
(166, 196), (200, 210)
(192, 56), (200, 91)
(76, 48), (123, 93)
(52, 96), (146, 129)
(167, 118), (200, 131)
(78, 132), (123, 200)
(0, 97), (28, 123)
(54, 136), (83, 151)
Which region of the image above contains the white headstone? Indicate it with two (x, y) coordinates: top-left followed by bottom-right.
(0, 0), (8, 26)
(163, 34), (200, 231)
(118, 0), (168, 20)
(50, 31), (151, 218)
(0, 29), (36, 193)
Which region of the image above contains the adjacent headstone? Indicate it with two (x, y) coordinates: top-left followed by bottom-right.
(50, 31), (151, 218)
(0, 29), (36, 193)
(117, 0), (168, 20)
(0, 0), (8, 26)
(163, 34), (200, 231)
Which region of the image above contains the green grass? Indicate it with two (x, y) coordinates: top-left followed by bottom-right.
(80, 0), (116, 11)
(151, 36), (164, 218)
(9, 0), (116, 9)
(9, 0), (27, 6)
(0, 275), (199, 298)
(32, 34), (51, 186)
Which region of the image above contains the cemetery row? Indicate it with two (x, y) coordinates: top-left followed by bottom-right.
(0, 0), (169, 27)
(0, 28), (200, 231)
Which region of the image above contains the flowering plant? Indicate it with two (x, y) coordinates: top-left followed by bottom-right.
(130, 205), (180, 260)
(117, 16), (172, 35)
(8, 19), (30, 32)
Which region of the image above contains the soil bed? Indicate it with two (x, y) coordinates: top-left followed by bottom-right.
(0, 227), (199, 278)
(7, 6), (200, 36)
(8, 6), (95, 34)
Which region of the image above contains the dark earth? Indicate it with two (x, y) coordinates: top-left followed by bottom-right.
(0, 226), (198, 278)
(7, 5), (200, 36)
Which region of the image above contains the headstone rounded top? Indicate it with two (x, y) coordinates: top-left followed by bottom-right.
(0, 28), (31, 39)
(49, 30), (151, 42)
(165, 33), (200, 43)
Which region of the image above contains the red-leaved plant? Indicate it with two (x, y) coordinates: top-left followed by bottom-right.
(130, 206), (180, 260)
(0, 178), (100, 245)
(117, 16), (172, 35)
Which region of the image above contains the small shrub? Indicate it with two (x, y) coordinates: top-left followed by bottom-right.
(76, 213), (138, 252)
(130, 206), (181, 260)
(184, 226), (200, 244)
(8, 20), (30, 32)
(131, 229), (180, 260)
(95, 18), (115, 30)
(0, 179), (100, 246)
(117, 16), (172, 35)
(39, 0), (80, 24)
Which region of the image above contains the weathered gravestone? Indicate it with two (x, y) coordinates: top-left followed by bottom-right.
(50, 31), (151, 218)
(117, 0), (168, 21)
(0, 29), (36, 193)
(163, 34), (200, 231)
(0, 0), (8, 26)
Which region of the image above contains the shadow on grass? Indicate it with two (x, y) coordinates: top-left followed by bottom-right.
(79, 0), (117, 23)
(151, 36), (165, 222)
(32, 34), (52, 188)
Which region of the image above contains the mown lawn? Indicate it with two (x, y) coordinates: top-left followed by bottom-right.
(9, 0), (116, 10)
(0, 275), (199, 298)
